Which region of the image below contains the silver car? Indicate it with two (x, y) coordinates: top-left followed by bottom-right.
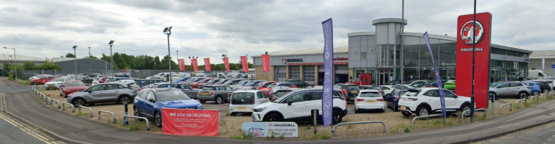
(67, 82), (139, 106)
(489, 82), (531, 99)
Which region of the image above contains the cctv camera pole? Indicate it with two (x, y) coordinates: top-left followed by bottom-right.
(73, 46), (77, 80)
(470, 0), (476, 122)
(109, 40), (114, 78)
(164, 26), (173, 84)
(400, 0), (404, 84)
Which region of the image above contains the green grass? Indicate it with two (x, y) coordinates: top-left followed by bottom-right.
(304, 133), (319, 140)
(231, 130), (254, 139)
(321, 133), (331, 139)
(129, 125), (140, 131)
(75, 112), (90, 116)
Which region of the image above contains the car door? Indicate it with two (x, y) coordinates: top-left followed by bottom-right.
(443, 90), (458, 110)
(101, 84), (120, 101)
(422, 90), (441, 111)
(282, 91), (312, 120)
(495, 83), (510, 97)
(508, 82), (522, 97)
(88, 85), (106, 101)
(308, 91), (324, 115)
(136, 91), (148, 114)
(143, 91), (157, 117)
(256, 91), (268, 104)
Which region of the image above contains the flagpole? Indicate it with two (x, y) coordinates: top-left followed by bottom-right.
(471, 0), (477, 123)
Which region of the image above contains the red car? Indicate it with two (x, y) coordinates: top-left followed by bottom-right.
(30, 76), (60, 85)
(59, 80), (88, 98)
(191, 78), (213, 88)
(256, 81), (278, 90)
(260, 82), (297, 95)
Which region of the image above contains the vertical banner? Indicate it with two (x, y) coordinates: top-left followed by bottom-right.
(192, 59), (199, 72)
(178, 59), (185, 71)
(162, 108), (220, 136)
(223, 57), (230, 72)
(456, 12), (492, 109)
(261, 55), (270, 73)
(424, 32), (447, 120)
(321, 18), (334, 127)
(241, 56), (249, 73)
(204, 58), (211, 71)
(275, 67), (280, 81)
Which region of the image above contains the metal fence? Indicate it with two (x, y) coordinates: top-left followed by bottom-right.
(20, 69), (250, 79)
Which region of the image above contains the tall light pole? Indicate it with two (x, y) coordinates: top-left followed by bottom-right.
(3, 47), (16, 80)
(73, 45), (77, 80)
(109, 40), (114, 78)
(8, 56), (13, 75)
(470, 0), (477, 123)
(163, 26), (173, 84)
(88, 47), (91, 58)
(400, 0), (405, 83)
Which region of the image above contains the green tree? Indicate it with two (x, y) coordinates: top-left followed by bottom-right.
(85, 55), (99, 59)
(37, 61), (64, 70)
(65, 53), (76, 58)
(22, 61), (37, 70)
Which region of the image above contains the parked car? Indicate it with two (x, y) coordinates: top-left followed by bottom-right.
(354, 90), (386, 113)
(197, 85), (234, 104)
(385, 88), (408, 111)
(155, 83), (200, 99)
(443, 80), (456, 90)
(105, 77), (135, 84)
(252, 88), (348, 124)
(221, 79), (243, 86)
(190, 78), (212, 88)
(67, 82), (140, 106)
(261, 82), (296, 95)
(398, 88), (472, 117)
(488, 82), (531, 99)
(523, 81), (542, 96)
(358, 85), (384, 97)
(255, 81), (278, 90)
(198, 79), (221, 89)
(379, 85), (395, 97)
(230, 80), (251, 89)
(533, 80), (552, 93)
(30, 75), (60, 85)
(45, 77), (73, 90)
(236, 80), (265, 90)
(404, 80), (427, 87)
(285, 79), (312, 88)
(135, 79), (166, 87)
(134, 88), (203, 127)
(268, 87), (298, 101)
(386, 80), (401, 85)
(333, 83), (360, 102)
(229, 90), (270, 116)
(59, 80), (88, 98)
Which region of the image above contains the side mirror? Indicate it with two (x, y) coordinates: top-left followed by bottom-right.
(287, 99), (293, 106)
(88, 90), (92, 93)
(149, 99), (156, 103)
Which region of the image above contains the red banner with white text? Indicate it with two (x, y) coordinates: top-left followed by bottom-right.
(261, 54), (270, 72)
(192, 59), (199, 72)
(178, 59), (185, 71)
(162, 108), (219, 136)
(223, 57), (230, 72)
(204, 58), (211, 71)
(241, 56), (248, 73)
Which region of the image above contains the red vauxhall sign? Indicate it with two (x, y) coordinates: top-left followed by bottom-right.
(261, 54), (270, 72)
(178, 59), (185, 71)
(456, 12), (492, 109)
(240, 56), (249, 73)
(222, 57), (230, 72)
(191, 59), (199, 72)
(162, 109), (220, 136)
(204, 58), (211, 71)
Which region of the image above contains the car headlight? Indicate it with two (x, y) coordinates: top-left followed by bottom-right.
(253, 107), (266, 112)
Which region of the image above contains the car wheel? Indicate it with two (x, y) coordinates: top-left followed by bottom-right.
(215, 96), (223, 104)
(402, 111), (412, 117)
(46, 87), (49, 90)
(264, 113), (282, 121)
(354, 107), (358, 113)
(134, 107), (140, 116)
(518, 92), (528, 99)
(72, 98), (86, 107)
(200, 100), (206, 104)
(119, 96), (132, 104)
(155, 111), (162, 128)
(533, 91), (540, 96)
(416, 106), (431, 116)
(460, 104), (471, 117)
(230, 112), (237, 116)
(332, 109), (343, 124)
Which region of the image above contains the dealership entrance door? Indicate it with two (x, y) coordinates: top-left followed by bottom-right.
(377, 68), (395, 85)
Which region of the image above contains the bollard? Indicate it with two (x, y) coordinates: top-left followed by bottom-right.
(99, 110), (117, 124)
(79, 106), (94, 118)
(412, 114), (443, 129)
(311, 109), (318, 134)
(499, 103), (512, 115)
(516, 98), (526, 109)
(491, 94), (495, 115)
(63, 102), (75, 113)
(123, 115), (150, 131)
(123, 103), (129, 124)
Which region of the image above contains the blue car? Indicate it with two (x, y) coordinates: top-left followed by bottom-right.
(523, 81), (542, 96)
(134, 88), (203, 127)
(385, 88), (407, 111)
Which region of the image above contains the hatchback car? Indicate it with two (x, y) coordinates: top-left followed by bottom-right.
(67, 82), (139, 106)
(333, 83), (360, 102)
(489, 82), (531, 99)
(229, 90), (270, 116)
(134, 88), (203, 127)
(354, 90), (385, 113)
(523, 81), (541, 96)
(197, 85), (234, 104)
(155, 83), (200, 99)
(398, 88), (471, 117)
(59, 80), (88, 98)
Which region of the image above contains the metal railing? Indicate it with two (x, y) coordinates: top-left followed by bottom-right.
(123, 115), (150, 131)
(332, 121), (385, 136)
(475, 109), (487, 118)
(516, 98), (527, 109)
(530, 95), (539, 103)
(412, 114), (443, 129)
(78, 106), (94, 118)
(62, 102), (75, 113)
(461, 110), (470, 122)
(499, 103), (512, 115)
(98, 110), (117, 124)
(51, 99), (61, 109)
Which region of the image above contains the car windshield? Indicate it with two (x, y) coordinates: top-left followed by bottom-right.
(275, 90), (292, 97)
(359, 92), (381, 97)
(267, 83), (277, 88)
(222, 80), (233, 85)
(255, 82), (265, 87)
(202, 86), (216, 90)
(128, 83), (140, 89)
(156, 91), (191, 101)
(231, 92), (254, 104)
(274, 90), (343, 102)
(52, 78), (65, 81)
(65, 82), (85, 87)
(345, 85), (360, 91)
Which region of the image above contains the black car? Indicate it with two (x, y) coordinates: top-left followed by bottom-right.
(333, 83), (360, 102)
(533, 81), (551, 93)
(155, 83), (200, 99)
(285, 79), (312, 88)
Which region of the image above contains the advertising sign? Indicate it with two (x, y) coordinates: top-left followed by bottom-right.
(424, 32), (447, 119)
(456, 12), (492, 109)
(242, 122), (298, 137)
(222, 57), (230, 72)
(275, 67), (280, 81)
(162, 109), (220, 136)
(204, 58), (211, 71)
(261, 54), (270, 73)
(178, 59), (185, 71)
(321, 18), (334, 127)
(241, 56), (249, 73)
(360, 73), (372, 85)
(191, 59), (199, 72)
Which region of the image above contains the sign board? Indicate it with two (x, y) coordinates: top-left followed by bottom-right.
(242, 122), (298, 137)
(162, 109), (220, 136)
(455, 12), (492, 109)
(204, 58), (211, 71)
(222, 57), (230, 72)
(241, 56), (249, 73)
(178, 59), (185, 71)
(192, 59), (199, 72)
(261, 55), (270, 72)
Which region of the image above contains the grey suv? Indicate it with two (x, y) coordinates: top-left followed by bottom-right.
(489, 82), (531, 99)
(197, 85), (234, 104)
(67, 82), (139, 106)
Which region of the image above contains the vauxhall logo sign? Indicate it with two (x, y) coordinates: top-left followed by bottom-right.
(460, 21), (484, 45)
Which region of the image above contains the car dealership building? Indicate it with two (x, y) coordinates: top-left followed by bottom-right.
(253, 18), (532, 85)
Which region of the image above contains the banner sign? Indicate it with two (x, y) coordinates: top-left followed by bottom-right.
(162, 109), (220, 136)
(321, 18), (334, 127)
(241, 56), (249, 73)
(424, 32), (446, 119)
(192, 59), (199, 72)
(178, 59), (185, 71)
(456, 12), (492, 109)
(204, 58), (211, 71)
(223, 57), (230, 72)
(242, 122), (298, 137)
(275, 67), (280, 81)
(261, 54), (270, 73)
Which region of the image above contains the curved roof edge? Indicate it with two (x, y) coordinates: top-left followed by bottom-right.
(372, 18), (407, 25)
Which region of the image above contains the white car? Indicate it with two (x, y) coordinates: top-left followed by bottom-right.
(398, 88), (471, 117)
(354, 90), (386, 113)
(252, 88), (348, 124)
(45, 77), (73, 90)
(229, 90), (270, 116)
(379, 85), (395, 96)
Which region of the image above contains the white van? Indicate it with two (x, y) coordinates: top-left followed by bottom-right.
(528, 70), (550, 80)
(229, 90), (269, 116)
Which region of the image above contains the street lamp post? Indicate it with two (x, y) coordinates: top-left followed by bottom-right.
(88, 47), (91, 58)
(109, 40), (114, 78)
(163, 26), (173, 84)
(73, 45), (77, 80)
(3, 47), (16, 80)
(176, 50), (179, 71)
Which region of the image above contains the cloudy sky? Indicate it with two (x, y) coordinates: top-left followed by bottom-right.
(0, 0), (553, 65)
